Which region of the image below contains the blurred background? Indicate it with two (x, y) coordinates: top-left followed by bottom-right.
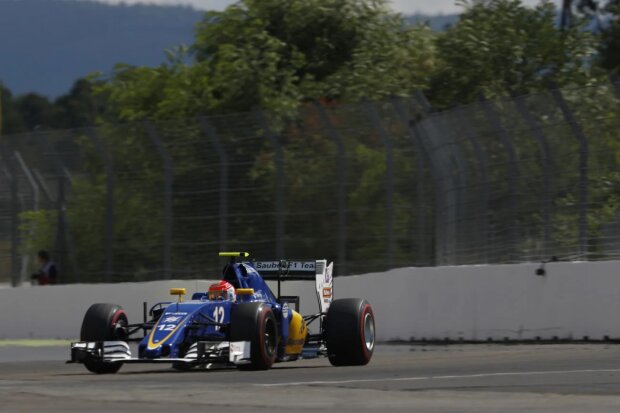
(1, 0), (620, 285)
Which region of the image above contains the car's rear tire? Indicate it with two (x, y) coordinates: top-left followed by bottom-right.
(80, 303), (128, 374)
(230, 303), (278, 370)
(325, 298), (375, 366)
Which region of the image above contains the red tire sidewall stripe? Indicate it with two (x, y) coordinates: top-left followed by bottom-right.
(359, 304), (373, 360)
(110, 309), (127, 337)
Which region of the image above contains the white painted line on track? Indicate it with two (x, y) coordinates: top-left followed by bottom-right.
(257, 369), (620, 387)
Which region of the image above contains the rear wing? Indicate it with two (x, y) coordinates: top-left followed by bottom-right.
(250, 260), (333, 313)
(252, 260), (323, 280)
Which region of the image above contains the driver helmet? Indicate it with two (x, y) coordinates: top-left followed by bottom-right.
(208, 280), (236, 302)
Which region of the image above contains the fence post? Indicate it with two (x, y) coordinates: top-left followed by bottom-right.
(254, 109), (285, 259)
(410, 93), (435, 264)
(455, 110), (490, 263)
(550, 86), (589, 258)
(1, 145), (21, 287)
(422, 92), (475, 264)
(414, 90), (433, 112)
(314, 102), (347, 274)
(611, 75), (620, 98)
(479, 97), (521, 261)
(40, 132), (81, 283)
(32, 169), (53, 204)
(10, 158), (20, 286)
(513, 93), (553, 258)
(13, 151), (40, 284)
(53, 175), (66, 282)
(51, 174), (83, 283)
(198, 116), (229, 252)
(89, 129), (114, 282)
(364, 100), (395, 269)
(14, 151), (39, 212)
(394, 96), (460, 265)
(145, 122), (173, 279)
(414, 145), (427, 264)
(392, 97), (432, 265)
(63, 213), (81, 283)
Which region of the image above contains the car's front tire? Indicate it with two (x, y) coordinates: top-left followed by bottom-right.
(80, 303), (128, 374)
(230, 303), (278, 370)
(325, 298), (375, 366)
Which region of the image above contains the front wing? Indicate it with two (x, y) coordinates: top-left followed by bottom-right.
(68, 340), (251, 366)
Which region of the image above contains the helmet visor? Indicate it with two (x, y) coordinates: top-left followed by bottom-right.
(208, 290), (228, 300)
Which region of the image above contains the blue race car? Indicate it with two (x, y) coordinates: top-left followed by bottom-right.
(68, 252), (375, 373)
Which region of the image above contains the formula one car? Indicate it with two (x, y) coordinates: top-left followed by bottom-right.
(68, 252), (375, 373)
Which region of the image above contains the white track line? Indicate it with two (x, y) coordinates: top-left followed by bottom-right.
(257, 369), (620, 387)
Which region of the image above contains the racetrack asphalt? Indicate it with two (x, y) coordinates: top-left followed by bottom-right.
(2, 344), (620, 412)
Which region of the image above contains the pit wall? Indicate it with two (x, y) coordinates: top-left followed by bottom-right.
(1, 261), (618, 341)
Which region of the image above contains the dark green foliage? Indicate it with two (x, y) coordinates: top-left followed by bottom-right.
(100, 0), (437, 121)
(599, 4), (620, 74)
(429, 0), (599, 108)
(0, 79), (103, 134)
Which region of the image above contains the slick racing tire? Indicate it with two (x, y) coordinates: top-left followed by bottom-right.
(80, 303), (128, 374)
(325, 298), (375, 366)
(230, 303), (278, 370)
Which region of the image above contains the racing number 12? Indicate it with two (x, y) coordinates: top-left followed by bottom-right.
(213, 306), (224, 331)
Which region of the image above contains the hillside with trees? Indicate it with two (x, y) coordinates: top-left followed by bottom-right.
(0, 0), (458, 134)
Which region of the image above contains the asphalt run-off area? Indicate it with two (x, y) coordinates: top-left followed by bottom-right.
(2, 343), (620, 412)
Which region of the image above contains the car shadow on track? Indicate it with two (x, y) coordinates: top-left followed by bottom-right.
(58, 364), (330, 376)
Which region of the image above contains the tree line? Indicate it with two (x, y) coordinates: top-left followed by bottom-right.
(1, 0), (619, 133)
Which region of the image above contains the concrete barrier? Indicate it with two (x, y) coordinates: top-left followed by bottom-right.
(0, 279), (215, 340)
(1, 261), (619, 341)
(334, 260), (620, 342)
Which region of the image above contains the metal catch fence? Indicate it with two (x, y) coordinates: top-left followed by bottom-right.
(1, 80), (620, 285)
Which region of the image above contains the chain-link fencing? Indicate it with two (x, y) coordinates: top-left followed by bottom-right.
(1, 80), (620, 285)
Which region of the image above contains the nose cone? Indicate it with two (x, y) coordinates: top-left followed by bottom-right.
(141, 343), (171, 358)
(142, 311), (192, 358)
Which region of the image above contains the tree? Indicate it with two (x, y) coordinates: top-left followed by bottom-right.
(0, 78), (103, 134)
(101, 0), (437, 121)
(193, 0), (436, 114)
(54, 78), (104, 129)
(0, 83), (26, 134)
(13, 93), (61, 131)
(429, 0), (599, 107)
